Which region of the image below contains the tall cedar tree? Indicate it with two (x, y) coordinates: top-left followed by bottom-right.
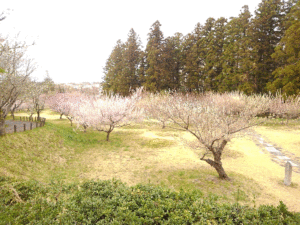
(103, 0), (299, 95)
(267, 1), (300, 95)
(220, 6), (253, 93)
(209, 17), (227, 91)
(120, 28), (142, 96)
(199, 17), (227, 91)
(103, 40), (125, 94)
(138, 51), (147, 86)
(249, 0), (286, 93)
(144, 20), (165, 92)
(161, 33), (183, 91)
(181, 23), (205, 92)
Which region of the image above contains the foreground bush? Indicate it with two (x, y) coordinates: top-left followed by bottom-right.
(1, 177), (299, 224)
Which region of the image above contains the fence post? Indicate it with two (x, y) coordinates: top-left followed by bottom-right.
(36, 122), (38, 128)
(20, 117), (21, 121)
(14, 125), (17, 133)
(30, 123), (32, 130)
(23, 124), (26, 131)
(284, 161), (292, 186)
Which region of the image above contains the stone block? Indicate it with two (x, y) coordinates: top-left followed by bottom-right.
(284, 161), (292, 186)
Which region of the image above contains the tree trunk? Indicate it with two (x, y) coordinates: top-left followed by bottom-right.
(214, 162), (230, 180)
(0, 118), (6, 136)
(67, 117), (73, 126)
(37, 111), (40, 121)
(83, 124), (87, 132)
(11, 110), (15, 119)
(106, 131), (111, 141)
(201, 158), (230, 180)
(201, 139), (230, 180)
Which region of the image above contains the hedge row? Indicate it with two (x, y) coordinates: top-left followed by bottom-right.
(1, 177), (299, 224)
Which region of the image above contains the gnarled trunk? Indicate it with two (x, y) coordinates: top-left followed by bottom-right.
(201, 157), (230, 180)
(200, 139), (230, 180)
(213, 161), (229, 180)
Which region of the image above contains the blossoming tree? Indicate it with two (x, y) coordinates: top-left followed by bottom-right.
(73, 88), (143, 141)
(147, 92), (268, 180)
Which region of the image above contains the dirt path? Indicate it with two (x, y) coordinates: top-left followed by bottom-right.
(249, 129), (300, 174)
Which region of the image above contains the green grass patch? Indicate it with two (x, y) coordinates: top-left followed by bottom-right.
(164, 168), (263, 206)
(262, 118), (300, 129)
(137, 138), (175, 149)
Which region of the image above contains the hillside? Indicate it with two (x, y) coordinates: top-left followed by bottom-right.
(0, 109), (300, 223)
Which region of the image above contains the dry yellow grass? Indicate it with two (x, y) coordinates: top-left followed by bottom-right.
(80, 126), (300, 212)
(225, 136), (300, 212)
(15, 110), (300, 212)
(14, 109), (63, 121)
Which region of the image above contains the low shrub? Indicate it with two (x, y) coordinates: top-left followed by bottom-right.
(1, 177), (299, 224)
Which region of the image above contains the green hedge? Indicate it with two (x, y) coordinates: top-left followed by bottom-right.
(1, 177), (299, 224)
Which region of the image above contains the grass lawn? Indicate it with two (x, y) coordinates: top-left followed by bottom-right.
(1, 109), (300, 212)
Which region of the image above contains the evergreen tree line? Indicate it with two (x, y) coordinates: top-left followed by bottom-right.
(103, 0), (300, 96)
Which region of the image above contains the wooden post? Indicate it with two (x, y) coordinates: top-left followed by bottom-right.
(30, 123), (32, 130)
(20, 117), (21, 121)
(14, 125), (17, 133)
(36, 122), (38, 128)
(284, 161), (292, 186)
(23, 124), (26, 131)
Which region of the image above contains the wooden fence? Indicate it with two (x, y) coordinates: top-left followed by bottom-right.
(10, 116), (46, 133)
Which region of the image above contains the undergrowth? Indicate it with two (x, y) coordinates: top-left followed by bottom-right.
(1, 176), (299, 224)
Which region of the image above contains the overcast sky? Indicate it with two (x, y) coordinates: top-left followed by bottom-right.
(1, 0), (263, 84)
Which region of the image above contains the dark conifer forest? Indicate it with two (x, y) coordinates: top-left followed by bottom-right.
(103, 0), (300, 96)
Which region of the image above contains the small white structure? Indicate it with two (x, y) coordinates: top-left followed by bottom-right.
(284, 161), (292, 186)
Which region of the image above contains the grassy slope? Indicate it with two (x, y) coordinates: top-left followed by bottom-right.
(1, 109), (299, 212)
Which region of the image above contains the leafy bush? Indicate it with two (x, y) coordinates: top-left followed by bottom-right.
(1, 177), (299, 224)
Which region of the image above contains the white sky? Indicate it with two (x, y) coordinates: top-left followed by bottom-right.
(1, 0), (262, 84)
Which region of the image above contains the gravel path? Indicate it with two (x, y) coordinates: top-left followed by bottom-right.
(249, 131), (300, 173)
(4, 120), (41, 134)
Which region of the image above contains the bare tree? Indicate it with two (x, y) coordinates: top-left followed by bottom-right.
(0, 37), (36, 136)
(142, 93), (170, 128)
(10, 99), (24, 119)
(26, 78), (52, 121)
(150, 92), (267, 180)
(269, 93), (300, 124)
